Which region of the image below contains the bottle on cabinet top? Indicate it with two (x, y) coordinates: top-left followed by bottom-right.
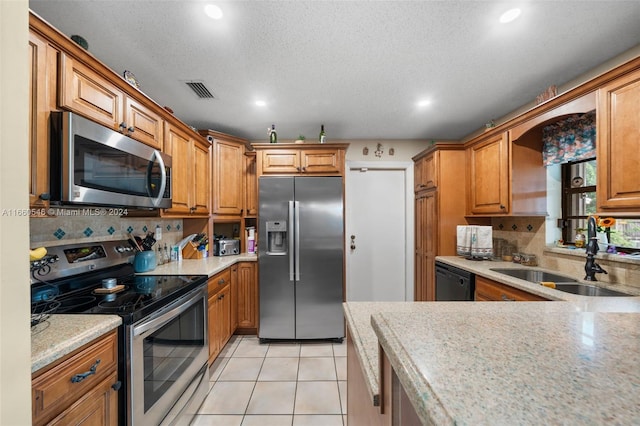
(319, 124), (326, 143)
(269, 124), (277, 143)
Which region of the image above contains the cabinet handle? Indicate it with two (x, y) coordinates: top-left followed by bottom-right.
(500, 204), (506, 210)
(119, 122), (127, 131)
(127, 126), (135, 133)
(39, 193), (50, 200)
(218, 279), (225, 285)
(500, 294), (516, 302)
(70, 359), (101, 383)
(301, 167), (306, 172)
(111, 381), (122, 391)
(296, 167), (301, 172)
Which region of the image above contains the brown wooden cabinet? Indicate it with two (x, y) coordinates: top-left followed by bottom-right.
(59, 53), (163, 150)
(32, 331), (119, 426)
(163, 123), (211, 217)
(474, 275), (549, 301)
(414, 151), (437, 191)
(208, 269), (232, 364)
(466, 132), (510, 215)
(466, 128), (548, 216)
(597, 68), (640, 212)
(254, 143), (348, 176)
(236, 261), (258, 333)
(28, 30), (58, 209)
(244, 152), (258, 217)
(199, 130), (248, 217)
(413, 145), (466, 301)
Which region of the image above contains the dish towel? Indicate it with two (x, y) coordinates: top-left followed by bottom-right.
(456, 225), (493, 258)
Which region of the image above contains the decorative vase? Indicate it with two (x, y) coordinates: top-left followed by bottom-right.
(574, 232), (586, 248)
(597, 231), (609, 248)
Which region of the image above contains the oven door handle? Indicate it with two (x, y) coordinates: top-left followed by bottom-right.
(133, 286), (204, 337)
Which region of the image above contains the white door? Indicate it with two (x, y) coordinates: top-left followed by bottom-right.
(345, 162), (413, 301)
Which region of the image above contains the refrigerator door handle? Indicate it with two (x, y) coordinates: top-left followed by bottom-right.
(289, 200), (295, 281)
(295, 201), (300, 281)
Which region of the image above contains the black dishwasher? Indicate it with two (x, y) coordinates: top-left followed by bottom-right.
(435, 261), (475, 301)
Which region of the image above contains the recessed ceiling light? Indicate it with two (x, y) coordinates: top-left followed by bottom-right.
(255, 100), (266, 107)
(417, 99), (432, 107)
(499, 8), (521, 24)
(204, 4), (223, 20)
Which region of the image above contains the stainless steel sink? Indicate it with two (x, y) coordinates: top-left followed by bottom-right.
(490, 268), (578, 283)
(489, 268), (632, 297)
(553, 283), (631, 297)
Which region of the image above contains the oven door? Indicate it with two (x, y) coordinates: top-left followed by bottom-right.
(129, 286), (208, 426)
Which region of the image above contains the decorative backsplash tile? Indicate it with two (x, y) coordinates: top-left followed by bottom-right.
(30, 212), (184, 249)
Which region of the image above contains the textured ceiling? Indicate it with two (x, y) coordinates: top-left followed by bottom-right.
(29, 1), (640, 141)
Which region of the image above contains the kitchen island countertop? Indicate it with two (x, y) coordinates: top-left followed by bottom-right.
(31, 314), (121, 373)
(345, 298), (640, 424)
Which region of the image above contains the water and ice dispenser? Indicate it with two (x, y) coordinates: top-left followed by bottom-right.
(266, 221), (287, 255)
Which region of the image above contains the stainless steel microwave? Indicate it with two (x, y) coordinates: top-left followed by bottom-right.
(50, 111), (172, 209)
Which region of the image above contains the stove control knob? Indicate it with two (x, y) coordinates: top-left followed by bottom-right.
(116, 246), (125, 253)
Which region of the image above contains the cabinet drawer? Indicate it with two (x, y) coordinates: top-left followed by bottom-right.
(208, 268), (231, 297)
(474, 276), (548, 301)
(32, 331), (118, 425)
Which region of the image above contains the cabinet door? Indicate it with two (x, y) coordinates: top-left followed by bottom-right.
(163, 124), (192, 215)
(28, 32), (54, 209)
(597, 69), (640, 211)
(414, 191), (436, 301)
(467, 133), (509, 215)
(208, 294), (219, 362)
(414, 152), (437, 191)
(213, 139), (244, 215)
(300, 149), (343, 174)
(230, 264), (239, 331)
(192, 138), (211, 215)
(124, 96), (163, 149)
(219, 284), (232, 347)
(48, 372), (118, 426)
(59, 53), (124, 130)
(237, 262), (258, 330)
(244, 152), (258, 216)
(260, 150), (301, 174)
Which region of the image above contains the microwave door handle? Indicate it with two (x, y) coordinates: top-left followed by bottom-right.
(149, 150), (167, 207)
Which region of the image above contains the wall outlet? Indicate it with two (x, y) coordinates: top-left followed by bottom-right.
(232, 224), (239, 237)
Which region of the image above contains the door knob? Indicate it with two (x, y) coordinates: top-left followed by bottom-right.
(350, 235), (356, 250)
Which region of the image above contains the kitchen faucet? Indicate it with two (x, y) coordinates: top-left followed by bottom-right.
(584, 216), (608, 281)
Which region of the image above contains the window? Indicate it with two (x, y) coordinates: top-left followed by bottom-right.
(561, 158), (640, 251)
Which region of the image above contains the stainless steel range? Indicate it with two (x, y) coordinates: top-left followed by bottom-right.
(30, 240), (209, 425)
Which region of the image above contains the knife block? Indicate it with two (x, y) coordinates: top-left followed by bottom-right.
(182, 241), (205, 259)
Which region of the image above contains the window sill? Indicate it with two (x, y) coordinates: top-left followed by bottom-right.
(544, 245), (640, 266)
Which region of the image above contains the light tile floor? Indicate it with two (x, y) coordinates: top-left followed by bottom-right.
(193, 335), (347, 426)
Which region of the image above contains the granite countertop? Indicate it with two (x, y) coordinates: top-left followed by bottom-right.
(371, 303), (640, 425)
(137, 253), (256, 277)
(31, 314), (121, 373)
(436, 256), (640, 299)
(344, 298), (640, 422)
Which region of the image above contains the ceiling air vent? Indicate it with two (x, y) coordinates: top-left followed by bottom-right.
(185, 81), (215, 99)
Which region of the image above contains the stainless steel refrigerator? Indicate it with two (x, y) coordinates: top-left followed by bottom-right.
(258, 176), (344, 341)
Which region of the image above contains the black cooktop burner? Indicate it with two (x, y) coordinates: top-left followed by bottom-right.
(31, 263), (207, 324)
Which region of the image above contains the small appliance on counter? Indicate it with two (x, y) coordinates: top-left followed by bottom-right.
(213, 238), (240, 256)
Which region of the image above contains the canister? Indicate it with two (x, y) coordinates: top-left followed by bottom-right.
(134, 250), (157, 273)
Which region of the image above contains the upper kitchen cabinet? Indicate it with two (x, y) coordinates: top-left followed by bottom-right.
(28, 30), (58, 209)
(59, 54), (164, 150)
(466, 129), (547, 216)
(597, 67), (640, 212)
(466, 132), (510, 215)
(414, 148), (437, 191)
(163, 124), (211, 217)
(244, 151), (258, 217)
(254, 143), (349, 176)
(199, 130), (249, 217)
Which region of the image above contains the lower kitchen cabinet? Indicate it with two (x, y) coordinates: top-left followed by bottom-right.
(236, 262), (258, 333)
(208, 269), (232, 364)
(474, 275), (549, 301)
(32, 330), (119, 426)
